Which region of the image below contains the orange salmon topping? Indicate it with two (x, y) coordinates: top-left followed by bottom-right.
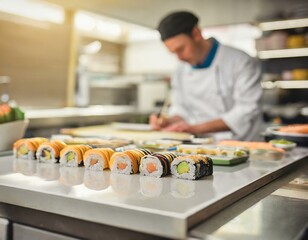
(117, 162), (127, 170)
(90, 159), (98, 165)
(146, 162), (157, 173)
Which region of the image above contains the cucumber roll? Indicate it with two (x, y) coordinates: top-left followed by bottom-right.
(171, 155), (213, 180)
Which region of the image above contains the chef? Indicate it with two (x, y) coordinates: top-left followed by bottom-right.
(150, 11), (263, 141)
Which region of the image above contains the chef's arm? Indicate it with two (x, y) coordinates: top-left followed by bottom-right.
(161, 118), (230, 134)
(190, 118), (230, 134)
(221, 57), (262, 140)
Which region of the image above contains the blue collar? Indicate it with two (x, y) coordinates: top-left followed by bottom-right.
(192, 38), (219, 69)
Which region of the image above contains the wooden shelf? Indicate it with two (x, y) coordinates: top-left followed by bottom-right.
(259, 18), (308, 31)
(258, 48), (308, 59)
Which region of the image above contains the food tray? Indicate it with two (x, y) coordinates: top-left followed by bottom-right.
(176, 144), (249, 166)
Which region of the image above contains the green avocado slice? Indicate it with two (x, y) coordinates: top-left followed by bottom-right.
(177, 161), (189, 174)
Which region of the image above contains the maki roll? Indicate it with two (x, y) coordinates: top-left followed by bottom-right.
(109, 149), (149, 175)
(139, 152), (177, 178)
(83, 148), (114, 171)
(171, 155), (213, 180)
(59, 145), (91, 167)
(36, 140), (67, 163)
(13, 137), (49, 160)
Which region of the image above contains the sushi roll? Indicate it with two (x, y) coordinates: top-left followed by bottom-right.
(83, 148), (114, 171)
(171, 155), (213, 180)
(109, 152), (138, 175)
(109, 149), (149, 175)
(59, 145), (91, 167)
(139, 152), (177, 178)
(36, 140), (67, 163)
(13, 137), (49, 160)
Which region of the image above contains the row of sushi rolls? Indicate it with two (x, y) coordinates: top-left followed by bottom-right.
(13, 136), (290, 181)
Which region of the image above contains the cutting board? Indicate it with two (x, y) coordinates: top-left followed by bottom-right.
(69, 124), (194, 141)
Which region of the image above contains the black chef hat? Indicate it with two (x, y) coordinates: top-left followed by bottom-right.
(158, 11), (199, 41)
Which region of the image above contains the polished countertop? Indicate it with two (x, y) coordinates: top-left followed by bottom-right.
(190, 159), (308, 240)
(24, 105), (150, 128)
(0, 148), (307, 239)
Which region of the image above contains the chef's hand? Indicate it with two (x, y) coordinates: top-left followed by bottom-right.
(162, 121), (201, 135)
(149, 114), (169, 130)
(162, 121), (194, 133)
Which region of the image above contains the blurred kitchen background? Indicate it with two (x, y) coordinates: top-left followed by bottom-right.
(0, 0), (307, 137)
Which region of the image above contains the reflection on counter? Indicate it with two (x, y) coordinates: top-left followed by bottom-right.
(37, 163), (60, 181)
(83, 170), (110, 191)
(140, 176), (167, 198)
(110, 173), (140, 196)
(13, 159), (36, 176)
(171, 178), (196, 199)
(59, 167), (84, 187)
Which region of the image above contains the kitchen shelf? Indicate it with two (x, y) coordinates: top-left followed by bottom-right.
(258, 48), (308, 59)
(261, 80), (308, 89)
(259, 18), (308, 31)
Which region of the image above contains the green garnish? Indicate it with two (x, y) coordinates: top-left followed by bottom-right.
(234, 150), (245, 157)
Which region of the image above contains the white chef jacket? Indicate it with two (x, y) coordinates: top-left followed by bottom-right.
(169, 42), (263, 141)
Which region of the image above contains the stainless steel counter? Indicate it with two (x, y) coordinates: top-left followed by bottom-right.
(0, 148), (307, 239)
(190, 158), (308, 240)
(25, 105), (150, 128)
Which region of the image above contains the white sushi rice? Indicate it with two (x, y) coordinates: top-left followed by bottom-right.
(110, 155), (132, 174)
(36, 146), (57, 163)
(60, 150), (79, 167)
(84, 154), (106, 171)
(171, 157), (196, 180)
(139, 155), (163, 178)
